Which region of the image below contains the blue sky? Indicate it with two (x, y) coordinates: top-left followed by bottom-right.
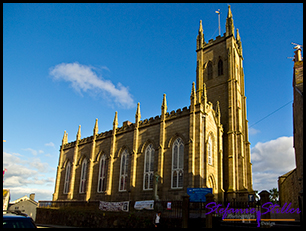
(3, 3), (303, 201)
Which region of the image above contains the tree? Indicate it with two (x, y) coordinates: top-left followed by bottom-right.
(269, 188), (279, 204)
(254, 190), (260, 202)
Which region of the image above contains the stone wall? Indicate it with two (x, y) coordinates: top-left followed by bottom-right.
(54, 102), (223, 202)
(278, 169), (299, 208)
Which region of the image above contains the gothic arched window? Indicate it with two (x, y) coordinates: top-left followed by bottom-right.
(218, 59), (223, 76)
(171, 137), (184, 189)
(208, 136), (213, 165)
(207, 61), (213, 80)
(143, 144), (155, 190)
(79, 158), (87, 193)
(97, 155), (108, 192)
(63, 161), (71, 194)
(119, 149), (129, 192)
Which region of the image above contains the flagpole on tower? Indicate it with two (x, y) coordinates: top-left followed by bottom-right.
(215, 9), (221, 36)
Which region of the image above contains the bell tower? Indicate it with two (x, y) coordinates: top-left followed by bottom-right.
(196, 5), (253, 201)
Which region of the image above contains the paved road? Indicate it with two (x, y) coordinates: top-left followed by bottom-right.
(36, 224), (80, 228)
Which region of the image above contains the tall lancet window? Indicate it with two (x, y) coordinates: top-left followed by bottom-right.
(218, 59), (223, 76)
(79, 158), (87, 193)
(97, 155), (108, 192)
(63, 161), (71, 194)
(119, 149), (129, 192)
(208, 136), (213, 165)
(171, 137), (184, 189)
(143, 144), (155, 190)
(207, 61), (213, 80)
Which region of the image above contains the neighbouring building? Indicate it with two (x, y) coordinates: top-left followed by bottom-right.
(8, 193), (38, 221)
(279, 45), (303, 209)
(3, 189), (10, 210)
(53, 5), (254, 203)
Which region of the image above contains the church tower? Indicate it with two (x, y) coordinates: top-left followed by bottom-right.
(196, 5), (253, 201)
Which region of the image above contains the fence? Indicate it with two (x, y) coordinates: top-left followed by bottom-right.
(188, 200), (258, 219)
(155, 201), (183, 218)
(40, 200), (258, 220)
(38, 200), (182, 216)
(38, 200), (100, 209)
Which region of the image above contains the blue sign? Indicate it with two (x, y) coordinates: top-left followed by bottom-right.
(248, 194), (254, 202)
(187, 188), (212, 202)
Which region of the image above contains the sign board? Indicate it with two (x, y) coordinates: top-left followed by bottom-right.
(167, 202), (171, 210)
(187, 188), (212, 202)
(134, 200), (154, 210)
(99, 201), (129, 212)
(248, 194), (254, 202)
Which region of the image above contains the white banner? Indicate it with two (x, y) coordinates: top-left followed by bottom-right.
(99, 201), (129, 212)
(134, 200), (154, 210)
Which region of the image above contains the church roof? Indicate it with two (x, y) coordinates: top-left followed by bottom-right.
(279, 168), (296, 178)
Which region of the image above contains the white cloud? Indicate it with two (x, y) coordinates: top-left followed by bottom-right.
(29, 158), (50, 173)
(22, 148), (39, 156)
(3, 152), (55, 201)
(252, 172), (280, 192)
(45, 142), (55, 148)
(22, 148), (44, 156)
(251, 136), (296, 191)
(3, 152), (50, 182)
(7, 187), (54, 202)
(49, 62), (135, 108)
(249, 127), (260, 135)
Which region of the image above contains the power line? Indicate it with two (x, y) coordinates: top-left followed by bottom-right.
(249, 100), (293, 128)
(209, 27), (219, 40)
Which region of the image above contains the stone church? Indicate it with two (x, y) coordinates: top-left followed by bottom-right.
(53, 6), (254, 203)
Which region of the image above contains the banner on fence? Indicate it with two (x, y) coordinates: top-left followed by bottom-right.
(134, 200), (154, 210)
(99, 201), (129, 212)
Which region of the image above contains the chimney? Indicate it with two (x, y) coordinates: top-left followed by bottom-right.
(29, 193), (35, 201)
(122, 121), (132, 127)
(294, 48), (302, 62)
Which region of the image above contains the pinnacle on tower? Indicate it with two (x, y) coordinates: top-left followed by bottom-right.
(93, 118), (98, 135)
(226, 5), (235, 37)
(198, 19), (203, 33)
(162, 94), (167, 110)
(190, 82), (196, 112)
(161, 94), (167, 117)
(113, 111), (118, 128)
(202, 82), (207, 104)
(216, 101), (221, 124)
(227, 4), (233, 18)
(65, 132), (68, 144)
(196, 20), (205, 50)
(62, 130), (68, 145)
(236, 28), (242, 54)
(190, 82), (196, 99)
(203, 82), (207, 97)
(135, 102), (141, 123)
(76, 125), (81, 140)
(236, 28), (241, 41)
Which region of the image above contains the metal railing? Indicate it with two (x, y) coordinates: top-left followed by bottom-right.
(38, 200), (183, 218)
(38, 200), (100, 209)
(38, 199), (258, 220)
